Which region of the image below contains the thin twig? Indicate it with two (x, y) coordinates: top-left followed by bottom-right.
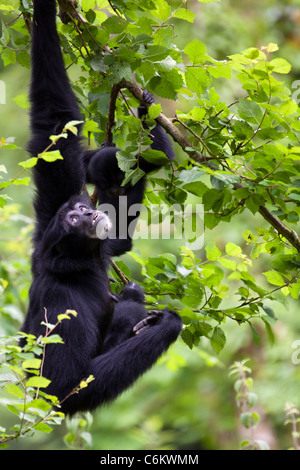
(111, 260), (129, 285)
(105, 83), (124, 144)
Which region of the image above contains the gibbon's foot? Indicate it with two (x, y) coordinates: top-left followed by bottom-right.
(143, 90), (155, 106)
(133, 311), (163, 335)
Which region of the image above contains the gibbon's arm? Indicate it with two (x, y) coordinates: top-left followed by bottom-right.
(28, 0), (84, 232)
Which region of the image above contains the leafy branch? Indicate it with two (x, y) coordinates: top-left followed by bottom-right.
(0, 311), (94, 448)
(230, 360), (270, 450)
(284, 403), (300, 450)
(0, 121), (82, 194)
(121, 80), (300, 252)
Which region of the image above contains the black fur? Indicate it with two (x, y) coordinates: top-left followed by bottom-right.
(20, 0), (182, 415)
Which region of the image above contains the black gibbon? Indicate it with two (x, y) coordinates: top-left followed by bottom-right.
(20, 0), (182, 414)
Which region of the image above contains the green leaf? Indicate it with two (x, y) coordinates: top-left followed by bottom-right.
(225, 242), (242, 256)
(151, 0), (171, 21)
(12, 93), (30, 109)
(204, 212), (220, 230)
(249, 322), (260, 344)
(141, 149), (169, 165)
(49, 133), (68, 144)
(147, 103), (161, 120)
(145, 45), (169, 62)
(173, 8), (195, 23)
(238, 99), (263, 125)
(13, 177), (30, 186)
(103, 15), (125, 34)
(262, 305), (276, 319)
(26, 377), (51, 389)
(108, 61), (133, 84)
(27, 398), (53, 412)
(211, 326), (226, 354)
(2, 48), (16, 66)
(6, 404), (21, 416)
(22, 358), (42, 370)
(57, 310), (77, 322)
(205, 241), (221, 261)
(269, 58), (291, 74)
(251, 411), (260, 427)
(42, 334), (64, 344)
(157, 56), (177, 72)
(240, 412), (253, 429)
(264, 43), (279, 52)
(181, 328), (194, 349)
(243, 47), (261, 60)
(240, 439), (251, 449)
(0, 20), (9, 45)
(34, 422), (53, 434)
(263, 270), (285, 286)
(40, 151), (63, 162)
(150, 69), (184, 99)
(184, 39), (207, 65)
(207, 64), (231, 79)
(202, 264), (224, 288)
(114, 260), (131, 277)
(17, 50), (30, 69)
(5, 383), (24, 399)
(280, 100), (298, 116)
(0, 137), (20, 149)
(232, 119), (253, 140)
(63, 120), (83, 135)
(116, 151), (136, 172)
(18, 157), (38, 169)
(122, 167), (145, 186)
(289, 281), (300, 300)
(219, 258), (236, 271)
(185, 67), (211, 97)
(81, 0), (97, 11)
(79, 375), (94, 389)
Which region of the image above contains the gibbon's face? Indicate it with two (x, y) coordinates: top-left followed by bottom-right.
(65, 202), (111, 239)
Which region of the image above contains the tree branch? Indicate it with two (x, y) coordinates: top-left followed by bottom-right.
(22, 10), (32, 35)
(111, 260), (129, 285)
(258, 206), (300, 252)
(105, 82), (124, 145)
(122, 80), (212, 166)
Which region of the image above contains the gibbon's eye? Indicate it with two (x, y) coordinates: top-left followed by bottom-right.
(69, 214), (79, 225)
(79, 205), (89, 212)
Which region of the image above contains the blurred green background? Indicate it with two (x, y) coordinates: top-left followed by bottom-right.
(1, 0), (300, 450)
